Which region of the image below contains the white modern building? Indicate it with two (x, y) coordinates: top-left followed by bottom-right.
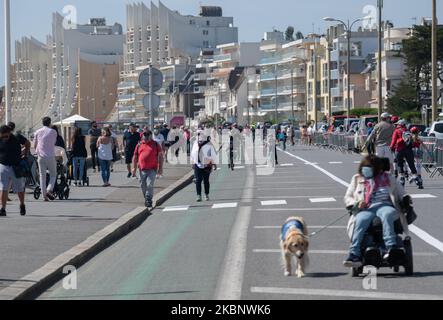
(326, 25), (378, 112)
(116, 2), (238, 123)
(11, 14), (124, 133)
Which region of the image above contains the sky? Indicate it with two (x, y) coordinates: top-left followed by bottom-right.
(0, 0), (442, 86)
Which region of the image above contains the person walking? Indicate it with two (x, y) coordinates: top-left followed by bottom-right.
(132, 130), (163, 209)
(97, 128), (114, 187)
(365, 113), (395, 168)
(191, 130), (218, 202)
(34, 117), (57, 201)
(8, 122), (31, 156)
(71, 127), (88, 187)
(88, 121), (101, 173)
(0, 125), (27, 216)
(123, 124), (141, 178)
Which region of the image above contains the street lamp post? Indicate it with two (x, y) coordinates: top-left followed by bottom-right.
(377, 0), (384, 121)
(274, 64), (278, 124)
(4, 0), (11, 124)
(324, 17), (364, 129)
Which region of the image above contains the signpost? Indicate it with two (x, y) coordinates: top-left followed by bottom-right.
(139, 66), (163, 129)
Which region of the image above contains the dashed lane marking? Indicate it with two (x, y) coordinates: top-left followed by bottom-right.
(260, 200), (287, 206)
(309, 197), (337, 203)
(212, 203), (238, 209)
(254, 226), (347, 230)
(329, 162), (344, 164)
(410, 194), (437, 199)
(252, 249), (438, 257)
(251, 287), (443, 300)
(257, 208), (344, 212)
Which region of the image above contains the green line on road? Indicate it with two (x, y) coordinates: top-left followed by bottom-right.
(116, 168), (229, 300)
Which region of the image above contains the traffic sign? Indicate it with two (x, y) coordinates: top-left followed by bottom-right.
(138, 67), (163, 93)
(143, 94), (161, 110)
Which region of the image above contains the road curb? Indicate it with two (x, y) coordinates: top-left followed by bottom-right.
(0, 169), (194, 300)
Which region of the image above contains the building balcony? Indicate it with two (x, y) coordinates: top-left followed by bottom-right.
(260, 86), (306, 97)
(118, 94), (136, 102)
(194, 99), (205, 107)
(213, 53), (232, 63)
(331, 69), (341, 80)
(331, 87), (342, 97)
(118, 82), (136, 90)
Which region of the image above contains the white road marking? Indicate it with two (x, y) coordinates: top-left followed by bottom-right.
(215, 167), (255, 300)
(261, 200), (287, 206)
(254, 226), (347, 230)
(280, 149), (443, 254)
(212, 203), (238, 209)
(251, 287), (443, 300)
(235, 166), (246, 169)
(410, 194), (437, 199)
(163, 206), (189, 212)
(258, 187), (340, 191)
(258, 195), (344, 199)
(310, 197), (337, 203)
(252, 249), (438, 257)
(409, 225), (443, 253)
(279, 163), (294, 167)
(354, 161), (362, 164)
(257, 208), (344, 212)
(329, 162), (343, 164)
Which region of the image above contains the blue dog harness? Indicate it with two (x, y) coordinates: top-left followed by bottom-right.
(281, 219), (304, 241)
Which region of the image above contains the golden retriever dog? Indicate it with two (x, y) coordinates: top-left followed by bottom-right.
(280, 217), (310, 278)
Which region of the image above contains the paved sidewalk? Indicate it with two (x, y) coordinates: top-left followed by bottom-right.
(0, 161), (191, 290)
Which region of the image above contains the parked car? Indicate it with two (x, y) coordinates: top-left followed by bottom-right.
(429, 121), (443, 139)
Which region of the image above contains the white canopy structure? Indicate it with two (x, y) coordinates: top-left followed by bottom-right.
(53, 114), (91, 126)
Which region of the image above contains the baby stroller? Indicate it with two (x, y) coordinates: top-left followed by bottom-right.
(67, 151), (90, 187)
(34, 147), (71, 200)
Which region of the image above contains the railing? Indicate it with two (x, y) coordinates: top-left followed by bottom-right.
(293, 131), (443, 178)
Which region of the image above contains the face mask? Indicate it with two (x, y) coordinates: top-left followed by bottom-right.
(154, 130), (159, 135)
(362, 167), (374, 179)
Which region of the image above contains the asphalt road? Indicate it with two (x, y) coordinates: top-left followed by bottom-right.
(40, 144), (443, 300)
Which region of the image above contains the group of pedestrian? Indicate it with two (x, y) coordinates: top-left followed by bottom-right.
(365, 113), (424, 189)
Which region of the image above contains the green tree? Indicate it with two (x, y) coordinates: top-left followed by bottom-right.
(401, 24), (443, 97)
(386, 78), (421, 116)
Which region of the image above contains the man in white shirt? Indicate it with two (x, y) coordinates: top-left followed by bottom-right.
(33, 117), (57, 201)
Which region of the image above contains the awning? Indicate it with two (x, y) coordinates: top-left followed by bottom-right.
(54, 114), (92, 126)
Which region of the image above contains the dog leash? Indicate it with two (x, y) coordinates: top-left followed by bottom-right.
(309, 212), (350, 238)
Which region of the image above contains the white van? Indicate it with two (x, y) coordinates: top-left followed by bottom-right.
(429, 121), (443, 139)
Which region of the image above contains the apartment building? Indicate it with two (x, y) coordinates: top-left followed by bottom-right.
(204, 42), (261, 123)
(257, 37), (307, 123)
(326, 25), (378, 113)
(117, 2), (238, 123)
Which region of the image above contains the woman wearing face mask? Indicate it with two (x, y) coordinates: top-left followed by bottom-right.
(190, 130), (218, 202)
(343, 155), (409, 267)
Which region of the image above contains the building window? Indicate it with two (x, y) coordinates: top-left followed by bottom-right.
(206, 21), (210, 26)
(203, 40), (209, 48)
(203, 30), (209, 36)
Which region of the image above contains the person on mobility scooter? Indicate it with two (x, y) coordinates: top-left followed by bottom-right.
(344, 155), (416, 277)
